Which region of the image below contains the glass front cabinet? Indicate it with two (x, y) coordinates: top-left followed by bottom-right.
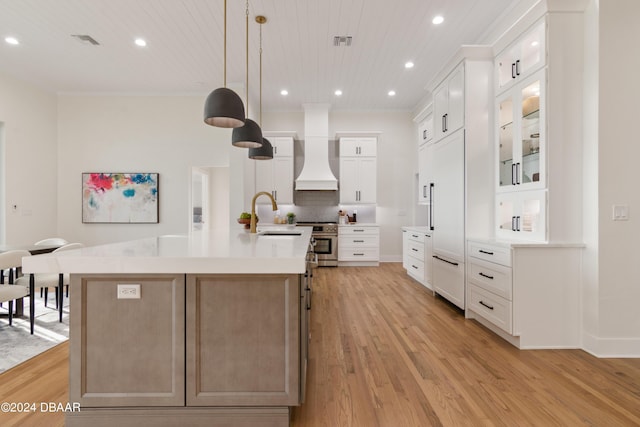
(496, 190), (547, 241)
(497, 69), (546, 192)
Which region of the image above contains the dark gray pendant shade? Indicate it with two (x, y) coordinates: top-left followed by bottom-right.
(204, 88), (246, 128)
(231, 118), (263, 148)
(249, 137), (273, 159)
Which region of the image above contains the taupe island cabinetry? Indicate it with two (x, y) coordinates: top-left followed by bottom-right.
(22, 227), (313, 427)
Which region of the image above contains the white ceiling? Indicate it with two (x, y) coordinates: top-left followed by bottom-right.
(0, 0), (517, 112)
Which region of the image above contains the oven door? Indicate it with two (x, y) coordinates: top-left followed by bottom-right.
(312, 234), (337, 267)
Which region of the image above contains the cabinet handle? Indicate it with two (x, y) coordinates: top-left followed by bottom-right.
(423, 185), (427, 198)
(478, 250), (494, 255)
(516, 163), (521, 185)
(353, 240), (364, 243)
(444, 113), (448, 132)
(429, 183), (435, 231)
(511, 163), (517, 185)
(479, 272), (494, 280)
(512, 62), (517, 79)
(353, 229), (365, 232)
(423, 130), (427, 140)
(411, 265), (419, 270)
(274, 146), (278, 155)
(274, 190), (277, 201)
(433, 255), (458, 266)
(516, 216), (521, 232)
(411, 248), (418, 252)
(516, 59), (521, 76)
(354, 253), (365, 256)
(479, 300), (495, 310)
(442, 115), (446, 132)
(412, 234), (419, 238)
(511, 216), (517, 231)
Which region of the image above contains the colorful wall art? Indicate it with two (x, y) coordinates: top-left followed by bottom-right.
(82, 173), (159, 223)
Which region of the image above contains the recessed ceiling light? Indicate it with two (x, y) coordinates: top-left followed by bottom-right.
(280, 89), (288, 96)
(335, 89), (343, 96)
(5, 36), (19, 45)
(134, 38), (147, 47)
(405, 61), (414, 69)
(432, 15), (444, 25)
(388, 90), (396, 97)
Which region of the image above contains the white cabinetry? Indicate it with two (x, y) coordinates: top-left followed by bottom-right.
(401, 227), (433, 291)
(338, 225), (379, 266)
(493, 10), (583, 243)
(339, 138), (377, 204)
(466, 239), (582, 349)
(495, 21), (545, 93)
(255, 137), (294, 204)
(417, 143), (433, 205)
(433, 64), (465, 142)
(417, 114), (434, 145)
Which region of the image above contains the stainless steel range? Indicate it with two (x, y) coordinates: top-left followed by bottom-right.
(296, 222), (338, 267)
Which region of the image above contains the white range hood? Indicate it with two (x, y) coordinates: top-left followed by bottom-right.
(295, 104), (338, 191)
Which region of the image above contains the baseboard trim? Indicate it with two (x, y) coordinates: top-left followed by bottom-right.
(582, 332), (640, 358)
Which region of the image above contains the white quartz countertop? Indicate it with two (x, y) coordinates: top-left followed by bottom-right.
(402, 226), (430, 233)
(22, 226), (313, 275)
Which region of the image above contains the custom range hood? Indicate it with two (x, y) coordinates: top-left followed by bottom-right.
(295, 104), (338, 191)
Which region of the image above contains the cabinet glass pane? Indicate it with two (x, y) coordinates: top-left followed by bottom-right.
(498, 199), (514, 232)
(499, 98), (514, 187)
(521, 81), (540, 184)
(519, 22), (545, 75)
(521, 197), (542, 234)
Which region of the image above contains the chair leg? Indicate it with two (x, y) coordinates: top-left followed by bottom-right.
(30, 274), (35, 334)
(58, 274), (64, 323)
(8, 300), (13, 325)
(66, 284), (69, 298)
(44, 288), (48, 307)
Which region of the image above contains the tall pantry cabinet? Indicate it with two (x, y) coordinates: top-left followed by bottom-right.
(421, 47), (494, 310)
(465, 3), (585, 349)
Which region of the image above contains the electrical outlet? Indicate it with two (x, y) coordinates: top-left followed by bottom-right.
(612, 205), (629, 221)
(117, 284), (141, 299)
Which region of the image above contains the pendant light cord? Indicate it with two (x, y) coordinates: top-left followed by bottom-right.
(259, 20), (263, 126)
(223, 0), (227, 87)
(245, 0), (250, 118)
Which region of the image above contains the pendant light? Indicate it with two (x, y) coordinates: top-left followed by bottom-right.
(203, 0), (246, 128)
(249, 15), (274, 160)
(232, 0), (263, 148)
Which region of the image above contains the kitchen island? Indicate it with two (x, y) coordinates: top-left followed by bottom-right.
(22, 227), (313, 427)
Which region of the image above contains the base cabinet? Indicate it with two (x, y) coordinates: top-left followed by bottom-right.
(401, 227), (433, 291)
(466, 239), (582, 349)
(68, 273), (305, 426)
(338, 225), (379, 265)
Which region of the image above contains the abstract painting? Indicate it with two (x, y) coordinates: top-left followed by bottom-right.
(82, 173), (159, 223)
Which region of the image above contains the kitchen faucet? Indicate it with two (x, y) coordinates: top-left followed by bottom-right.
(250, 191), (278, 233)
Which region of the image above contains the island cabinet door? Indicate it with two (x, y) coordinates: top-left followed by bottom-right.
(186, 274), (301, 406)
(69, 274), (186, 407)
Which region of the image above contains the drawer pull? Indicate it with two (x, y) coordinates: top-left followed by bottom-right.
(411, 248), (418, 252)
(412, 234), (419, 238)
(479, 272), (494, 280)
(478, 249), (494, 256)
(353, 229), (365, 232)
(353, 240), (364, 243)
(479, 300), (494, 310)
(411, 265), (419, 270)
(433, 255), (459, 267)
(354, 253), (365, 256)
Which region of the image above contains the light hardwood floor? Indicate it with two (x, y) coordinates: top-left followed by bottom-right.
(1, 263), (639, 426)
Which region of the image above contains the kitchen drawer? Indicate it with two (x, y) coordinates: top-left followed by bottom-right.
(338, 247), (379, 261)
(338, 235), (379, 248)
(407, 240), (424, 259)
(339, 226), (379, 237)
(406, 258), (425, 280)
(407, 231), (425, 244)
(467, 258), (512, 300)
(468, 284), (513, 334)
(468, 241), (511, 267)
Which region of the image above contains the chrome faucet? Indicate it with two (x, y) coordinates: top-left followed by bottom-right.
(250, 191), (278, 233)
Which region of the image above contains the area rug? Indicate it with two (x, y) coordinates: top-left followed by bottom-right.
(0, 296), (69, 373)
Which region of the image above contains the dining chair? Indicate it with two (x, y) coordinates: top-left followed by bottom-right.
(34, 237), (69, 246)
(16, 242), (83, 323)
(0, 250), (34, 334)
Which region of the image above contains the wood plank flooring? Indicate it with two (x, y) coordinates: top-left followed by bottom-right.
(1, 263), (639, 426)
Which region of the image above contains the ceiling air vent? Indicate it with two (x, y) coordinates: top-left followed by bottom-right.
(71, 34), (100, 45)
(333, 36), (352, 47)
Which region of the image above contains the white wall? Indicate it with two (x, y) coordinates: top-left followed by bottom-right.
(0, 71), (58, 245)
(262, 110), (416, 262)
(595, 0), (640, 355)
(57, 94), (240, 245)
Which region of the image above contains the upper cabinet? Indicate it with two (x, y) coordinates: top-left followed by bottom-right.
(417, 114), (434, 146)
(339, 137), (377, 204)
(255, 137), (294, 204)
(340, 137), (377, 157)
(433, 64), (465, 142)
(497, 69), (546, 192)
(495, 21), (545, 94)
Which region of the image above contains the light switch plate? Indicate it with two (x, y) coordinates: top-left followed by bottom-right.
(117, 284), (141, 299)
(612, 204), (629, 221)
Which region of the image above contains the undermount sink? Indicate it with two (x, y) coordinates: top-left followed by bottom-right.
(258, 230), (302, 236)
